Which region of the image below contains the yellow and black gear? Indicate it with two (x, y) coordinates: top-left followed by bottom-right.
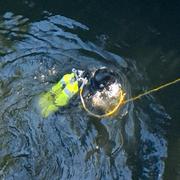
(39, 73), (79, 117)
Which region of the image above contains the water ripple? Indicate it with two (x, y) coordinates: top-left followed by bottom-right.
(0, 12), (169, 180)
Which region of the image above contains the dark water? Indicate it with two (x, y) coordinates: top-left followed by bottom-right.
(0, 1), (179, 179)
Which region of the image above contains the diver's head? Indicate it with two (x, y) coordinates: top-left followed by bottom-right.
(81, 67), (124, 115)
(91, 67), (116, 91)
(87, 67), (122, 114)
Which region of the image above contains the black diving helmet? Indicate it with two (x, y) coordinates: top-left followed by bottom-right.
(91, 68), (116, 91)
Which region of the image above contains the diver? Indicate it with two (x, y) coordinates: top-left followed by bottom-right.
(38, 67), (124, 118)
(85, 68), (124, 115)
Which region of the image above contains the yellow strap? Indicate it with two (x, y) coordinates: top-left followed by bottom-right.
(123, 78), (180, 104)
(80, 78), (180, 119)
(80, 86), (125, 118)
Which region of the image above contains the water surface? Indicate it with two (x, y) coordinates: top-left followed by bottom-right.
(0, 1), (179, 179)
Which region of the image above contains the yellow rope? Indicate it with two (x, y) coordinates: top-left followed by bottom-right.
(123, 78), (180, 104)
(80, 78), (180, 119)
(80, 87), (126, 118)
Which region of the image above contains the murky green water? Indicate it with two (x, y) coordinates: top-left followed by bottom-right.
(0, 1), (179, 179)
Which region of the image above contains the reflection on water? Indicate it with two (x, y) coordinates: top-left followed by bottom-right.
(0, 12), (29, 55)
(0, 12), (171, 179)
